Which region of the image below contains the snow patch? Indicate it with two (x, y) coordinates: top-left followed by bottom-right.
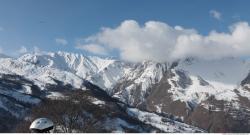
(126, 107), (204, 133)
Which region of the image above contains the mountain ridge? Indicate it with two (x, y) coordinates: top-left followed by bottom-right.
(1, 51), (250, 132)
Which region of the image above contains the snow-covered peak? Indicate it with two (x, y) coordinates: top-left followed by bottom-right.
(88, 55), (117, 72)
(164, 57), (250, 107)
(18, 51), (118, 78)
(0, 57), (84, 90)
(177, 57), (250, 87)
(5, 51), (250, 109)
(18, 51), (130, 90)
(15, 52), (250, 105)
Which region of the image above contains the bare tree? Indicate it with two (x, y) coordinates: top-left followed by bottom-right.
(14, 90), (107, 133)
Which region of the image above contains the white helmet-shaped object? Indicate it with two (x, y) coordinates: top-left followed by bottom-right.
(29, 118), (54, 133)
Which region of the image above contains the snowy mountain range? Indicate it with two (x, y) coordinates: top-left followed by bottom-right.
(1, 51), (250, 132)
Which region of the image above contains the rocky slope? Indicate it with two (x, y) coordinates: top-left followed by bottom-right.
(1, 51), (250, 132)
(0, 52), (204, 133)
(111, 58), (250, 132)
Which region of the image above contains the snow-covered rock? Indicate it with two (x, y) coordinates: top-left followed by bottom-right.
(1, 51), (250, 132)
(18, 51), (129, 90)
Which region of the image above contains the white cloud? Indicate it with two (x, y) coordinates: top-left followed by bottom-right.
(55, 38), (68, 46)
(210, 10), (222, 20)
(33, 46), (41, 54)
(76, 43), (108, 55)
(80, 20), (250, 62)
(18, 46), (28, 54)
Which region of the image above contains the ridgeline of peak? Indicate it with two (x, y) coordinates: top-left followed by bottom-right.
(1, 51), (250, 132)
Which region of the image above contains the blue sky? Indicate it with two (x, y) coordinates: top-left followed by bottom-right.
(0, 0), (249, 59)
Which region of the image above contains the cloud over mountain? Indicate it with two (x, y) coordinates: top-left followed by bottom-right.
(76, 43), (108, 55)
(18, 46), (28, 54)
(79, 20), (250, 62)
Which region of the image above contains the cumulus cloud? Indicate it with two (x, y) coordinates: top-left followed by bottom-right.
(79, 20), (250, 62)
(33, 46), (41, 54)
(18, 46), (28, 54)
(210, 10), (222, 20)
(55, 38), (68, 46)
(76, 43), (108, 55)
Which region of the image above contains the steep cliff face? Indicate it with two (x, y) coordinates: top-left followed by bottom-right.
(18, 51), (134, 91)
(110, 57), (250, 132)
(0, 52), (204, 132)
